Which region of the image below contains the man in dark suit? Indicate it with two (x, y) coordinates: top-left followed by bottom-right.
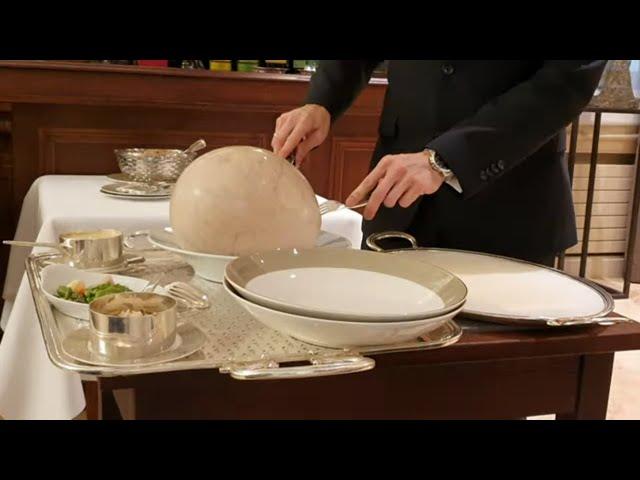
(272, 60), (607, 265)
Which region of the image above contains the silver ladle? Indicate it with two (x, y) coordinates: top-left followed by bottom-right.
(183, 139), (207, 156)
(3, 240), (68, 253)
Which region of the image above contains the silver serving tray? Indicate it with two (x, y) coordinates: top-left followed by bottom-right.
(367, 231), (623, 327)
(26, 250), (463, 380)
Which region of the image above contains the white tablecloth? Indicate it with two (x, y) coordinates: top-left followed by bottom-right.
(0, 175), (363, 419)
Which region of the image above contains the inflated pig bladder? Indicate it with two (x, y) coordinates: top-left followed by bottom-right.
(170, 146), (321, 256)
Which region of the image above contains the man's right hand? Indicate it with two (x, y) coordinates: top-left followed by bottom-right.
(271, 104), (331, 167)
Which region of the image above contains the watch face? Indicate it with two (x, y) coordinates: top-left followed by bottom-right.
(427, 150), (450, 176)
(433, 153), (447, 169)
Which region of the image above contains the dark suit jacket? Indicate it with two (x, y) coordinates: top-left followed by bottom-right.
(305, 60), (607, 262)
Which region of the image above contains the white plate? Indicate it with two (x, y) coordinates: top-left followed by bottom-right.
(224, 279), (464, 348)
(100, 183), (171, 200)
(226, 248), (467, 322)
(148, 228), (352, 283)
(41, 264), (167, 321)
(393, 249), (614, 325)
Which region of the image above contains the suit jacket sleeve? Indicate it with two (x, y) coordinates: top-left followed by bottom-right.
(427, 60), (607, 199)
(305, 60), (382, 120)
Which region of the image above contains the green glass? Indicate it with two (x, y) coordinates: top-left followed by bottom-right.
(238, 60), (258, 72)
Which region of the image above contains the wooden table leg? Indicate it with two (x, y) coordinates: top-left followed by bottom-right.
(82, 380), (123, 420)
(556, 353), (615, 420)
(82, 381), (101, 420)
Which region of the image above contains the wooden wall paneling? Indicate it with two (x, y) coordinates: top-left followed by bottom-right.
(38, 127), (269, 174)
(574, 203), (629, 216)
(573, 164), (634, 177)
(572, 177), (634, 190)
(11, 104), (281, 212)
(575, 215), (627, 229)
(298, 140), (333, 199)
(329, 137), (378, 202)
(629, 133), (640, 282)
(0, 64), (387, 290)
(0, 104), (13, 313)
(566, 241), (627, 255)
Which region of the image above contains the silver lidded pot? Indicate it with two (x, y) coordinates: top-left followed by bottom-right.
(89, 292), (178, 360)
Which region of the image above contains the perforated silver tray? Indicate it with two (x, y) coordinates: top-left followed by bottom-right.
(26, 250), (463, 380)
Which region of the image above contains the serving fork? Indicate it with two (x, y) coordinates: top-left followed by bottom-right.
(142, 272), (165, 293)
(165, 282), (210, 310)
(285, 152), (368, 214)
(143, 274), (209, 310)
(319, 199), (369, 215)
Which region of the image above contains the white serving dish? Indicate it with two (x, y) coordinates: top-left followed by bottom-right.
(41, 264), (166, 321)
(224, 279), (463, 348)
(225, 247), (467, 322)
(148, 227), (352, 283)
(393, 249), (614, 325)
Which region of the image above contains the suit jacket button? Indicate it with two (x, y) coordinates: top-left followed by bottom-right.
(497, 160), (505, 170)
(490, 163), (501, 174)
(480, 171), (488, 181)
(441, 63), (455, 75)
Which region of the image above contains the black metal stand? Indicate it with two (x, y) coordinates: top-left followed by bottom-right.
(557, 114), (581, 271)
(560, 108), (640, 299)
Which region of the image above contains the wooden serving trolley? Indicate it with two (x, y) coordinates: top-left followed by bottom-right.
(27, 247), (640, 420)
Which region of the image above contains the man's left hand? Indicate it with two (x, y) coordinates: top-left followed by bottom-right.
(345, 151), (445, 220)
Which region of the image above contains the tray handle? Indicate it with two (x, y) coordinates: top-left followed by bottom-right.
(221, 354), (375, 380)
(546, 316), (634, 327)
(366, 231), (418, 252)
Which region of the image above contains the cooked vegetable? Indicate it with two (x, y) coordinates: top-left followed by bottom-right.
(56, 285), (87, 303)
(56, 277), (131, 304)
(84, 283), (131, 303)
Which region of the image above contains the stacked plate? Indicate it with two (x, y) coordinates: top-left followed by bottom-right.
(223, 248), (467, 348)
(100, 178), (172, 200)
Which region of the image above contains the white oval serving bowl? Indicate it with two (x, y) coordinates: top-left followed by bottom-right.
(41, 264), (166, 321)
(225, 247), (467, 322)
(148, 227), (352, 283)
(223, 279), (463, 348)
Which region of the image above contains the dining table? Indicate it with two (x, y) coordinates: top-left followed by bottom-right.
(0, 175), (364, 420)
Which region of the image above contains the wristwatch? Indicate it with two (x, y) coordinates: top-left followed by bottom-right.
(424, 148), (453, 180)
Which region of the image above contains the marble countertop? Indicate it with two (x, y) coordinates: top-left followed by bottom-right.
(587, 60), (640, 113)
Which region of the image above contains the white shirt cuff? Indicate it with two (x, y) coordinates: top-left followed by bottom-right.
(446, 175), (463, 193)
